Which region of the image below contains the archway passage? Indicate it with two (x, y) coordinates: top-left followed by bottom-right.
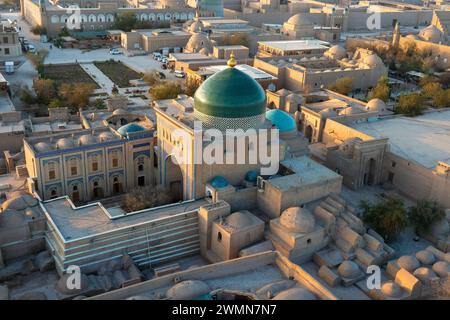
(165, 156), (183, 202)
(305, 125), (313, 143)
(366, 158), (377, 186)
(92, 181), (104, 199)
(71, 185), (80, 202)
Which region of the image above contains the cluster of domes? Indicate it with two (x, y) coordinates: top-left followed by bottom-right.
(415, 250), (435, 265)
(279, 206), (315, 234)
(397, 255), (421, 272)
(56, 138), (75, 150)
(185, 33), (213, 55)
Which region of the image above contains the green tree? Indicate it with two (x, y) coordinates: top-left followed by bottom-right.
(432, 89), (450, 108)
(112, 12), (138, 32)
(149, 80), (183, 100)
(48, 98), (62, 109)
(33, 79), (57, 105)
(367, 75), (390, 102)
(409, 200), (445, 235)
(59, 83), (96, 110)
(328, 77), (353, 95)
(26, 49), (48, 75)
(31, 25), (47, 36)
(396, 93), (425, 116)
(361, 196), (409, 240)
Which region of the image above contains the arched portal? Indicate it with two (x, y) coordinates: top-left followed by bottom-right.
(305, 125), (313, 143)
(165, 155), (183, 202)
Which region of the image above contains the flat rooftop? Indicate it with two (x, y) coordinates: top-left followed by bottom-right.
(258, 40), (330, 52)
(42, 197), (209, 241)
(350, 110), (450, 169)
(268, 156), (342, 190)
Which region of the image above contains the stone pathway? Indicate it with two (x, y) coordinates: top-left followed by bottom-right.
(79, 63), (116, 94)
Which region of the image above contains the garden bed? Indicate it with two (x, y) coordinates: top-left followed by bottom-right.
(94, 60), (142, 87)
(41, 64), (99, 88)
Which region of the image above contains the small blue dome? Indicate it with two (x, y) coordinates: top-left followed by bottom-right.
(211, 176), (229, 188)
(245, 170), (258, 182)
(265, 109), (296, 132)
(117, 123), (146, 136)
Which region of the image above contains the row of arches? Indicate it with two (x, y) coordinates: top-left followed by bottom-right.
(49, 12), (194, 24)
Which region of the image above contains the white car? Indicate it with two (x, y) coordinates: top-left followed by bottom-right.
(27, 44), (36, 53)
(109, 48), (122, 55)
(174, 70), (185, 78)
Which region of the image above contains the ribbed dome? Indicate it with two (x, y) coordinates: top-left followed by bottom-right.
(194, 67), (266, 119)
(366, 98), (386, 112)
(397, 255), (420, 272)
(272, 288), (316, 300)
(225, 211), (253, 229)
(266, 109), (296, 132)
(279, 207), (315, 233)
(186, 33), (212, 53)
(117, 123), (146, 136)
(286, 13), (313, 27)
(338, 260), (360, 279)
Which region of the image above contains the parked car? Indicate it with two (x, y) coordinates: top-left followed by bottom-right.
(109, 48), (122, 55)
(27, 44), (36, 53)
(153, 52), (162, 60)
(174, 70), (185, 78)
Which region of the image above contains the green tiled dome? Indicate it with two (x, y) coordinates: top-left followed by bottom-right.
(194, 66), (266, 119)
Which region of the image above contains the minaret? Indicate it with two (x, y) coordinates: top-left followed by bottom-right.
(392, 22), (400, 49)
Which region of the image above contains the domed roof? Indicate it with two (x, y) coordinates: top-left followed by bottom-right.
(286, 93), (303, 104)
(286, 13), (313, 27)
(112, 108), (127, 115)
(194, 63), (266, 119)
(339, 106), (362, 116)
(276, 88), (290, 96)
(34, 142), (52, 153)
(419, 25), (442, 43)
(186, 33), (213, 53)
(338, 260), (361, 279)
(413, 267), (438, 282)
(325, 45), (346, 60)
(415, 250), (435, 265)
(98, 131), (116, 142)
(245, 170), (258, 183)
(166, 280), (210, 300)
(397, 255), (420, 272)
(272, 288), (316, 300)
(190, 21), (203, 33)
(366, 98), (386, 112)
(432, 261), (449, 277)
(380, 281), (402, 298)
(117, 123), (146, 136)
(78, 134), (98, 146)
(266, 109), (296, 132)
(362, 54), (384, 68)
(225, 211), (253, 229)
(56, 138), (75, 149)
(279, 207), (315, 233)
(210, 176), (229, 188)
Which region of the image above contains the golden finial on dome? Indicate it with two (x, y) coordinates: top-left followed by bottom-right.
(227, 52), (236, 68)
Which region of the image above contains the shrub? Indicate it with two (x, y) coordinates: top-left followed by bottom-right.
(149, 80), (183, 100)
(396, 93), (425, 116)
(328, 77), (353, 95)
(361, 196), (409, 240)
(409, 200), (445, 235)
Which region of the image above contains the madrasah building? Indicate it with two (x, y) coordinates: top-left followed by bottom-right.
(24, 55), (316, 203)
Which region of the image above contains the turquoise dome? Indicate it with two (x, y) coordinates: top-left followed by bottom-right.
(210, 176), (229, 188)
(117, 123), (146, 136)
(245, 170), (258, 183)
(265, 109), (296, 132)
(194, 67), (266, 118)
